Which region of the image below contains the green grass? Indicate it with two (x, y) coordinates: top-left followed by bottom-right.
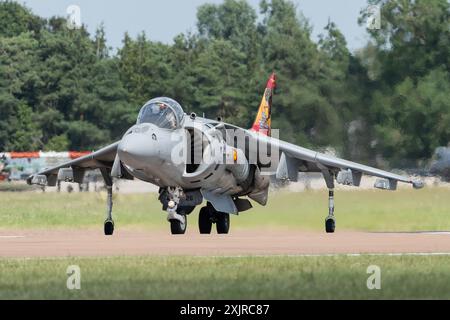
(0, 188), (448, 231)
(0, 188), (449, 300)
(0, 183), (37, 192)
(0, 255), (449, 299)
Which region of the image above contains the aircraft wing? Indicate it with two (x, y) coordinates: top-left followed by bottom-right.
(252, 133), (424, 190)
(27, 142), (120, 186)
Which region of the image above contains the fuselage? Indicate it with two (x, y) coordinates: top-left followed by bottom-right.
(118, 116), (230, 190)
(116, 98), (268, 199)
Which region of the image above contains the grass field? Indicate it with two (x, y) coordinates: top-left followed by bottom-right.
(0, 255), (449, 299)
(0, 187), (448, 231)
(0, 188), (449, 300)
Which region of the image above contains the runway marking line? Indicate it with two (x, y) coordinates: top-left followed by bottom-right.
(0, 236), (25, 239)
(200, 252), (450, 258)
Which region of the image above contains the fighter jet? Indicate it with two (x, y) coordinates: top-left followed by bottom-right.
(27, 73), (424, 235)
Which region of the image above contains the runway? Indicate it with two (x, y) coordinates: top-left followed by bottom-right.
(1, 229), (450, 258)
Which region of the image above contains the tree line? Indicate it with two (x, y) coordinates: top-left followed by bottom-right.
(0, 0), (449, 168)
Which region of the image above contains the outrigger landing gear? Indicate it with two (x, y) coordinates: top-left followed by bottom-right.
(325, 189), (336, 233)
(166, 187), (187, 235)
(321, 168), (336, 234)
(100, 168), (114, 236)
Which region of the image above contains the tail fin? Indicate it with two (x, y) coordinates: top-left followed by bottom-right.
(250, 73), (276, 136)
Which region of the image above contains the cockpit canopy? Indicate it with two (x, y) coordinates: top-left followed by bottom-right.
(137, 97), (185, 129)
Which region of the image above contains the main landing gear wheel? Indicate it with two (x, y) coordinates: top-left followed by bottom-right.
(216, 213), (230, 234)
(198, 207), (213, 234)
(325, 217), (335, 233)
(170, 216), (187, 235)
(104, 220), (115, 236)
(198, 203), (231, 235)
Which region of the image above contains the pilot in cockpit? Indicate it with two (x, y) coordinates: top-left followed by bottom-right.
(138, 101), (176, 129)
(138, 97), (184, 130)
(150, 103), (176, 129)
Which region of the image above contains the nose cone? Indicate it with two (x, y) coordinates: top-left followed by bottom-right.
(118, 133), (159, 169)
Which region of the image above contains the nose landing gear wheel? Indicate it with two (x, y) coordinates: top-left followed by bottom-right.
(170, 217), (187, 235)
(198, 207), (212, 234)
(104, 220), (114, 236)
(216, 213), (230, 234)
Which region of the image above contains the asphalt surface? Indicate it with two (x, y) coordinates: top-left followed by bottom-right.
(1, 229), (450, 258)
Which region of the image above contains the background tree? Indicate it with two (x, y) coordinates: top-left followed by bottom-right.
(0, 32), (42, 151)
(0, 0), (449, 170)
(0, 0), (44, 38)
(358, 0), (450, 165)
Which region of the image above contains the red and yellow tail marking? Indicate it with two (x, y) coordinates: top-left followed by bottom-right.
(251, 73), (276, 137)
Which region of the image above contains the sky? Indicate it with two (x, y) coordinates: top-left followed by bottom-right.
(16, 0), (371, 51)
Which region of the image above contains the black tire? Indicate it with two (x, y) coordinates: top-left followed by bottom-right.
(104, 220), (114, 236)
(216, 213), (230, 234)
(325, 218), (335, 233)
(198, 207), (212, 234)
(170, 217), (187, 235)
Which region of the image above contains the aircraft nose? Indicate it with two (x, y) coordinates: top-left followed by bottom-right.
(118, 132), (160, 168)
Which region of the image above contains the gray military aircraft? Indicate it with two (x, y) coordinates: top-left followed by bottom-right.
(28, 73), (424, 235)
